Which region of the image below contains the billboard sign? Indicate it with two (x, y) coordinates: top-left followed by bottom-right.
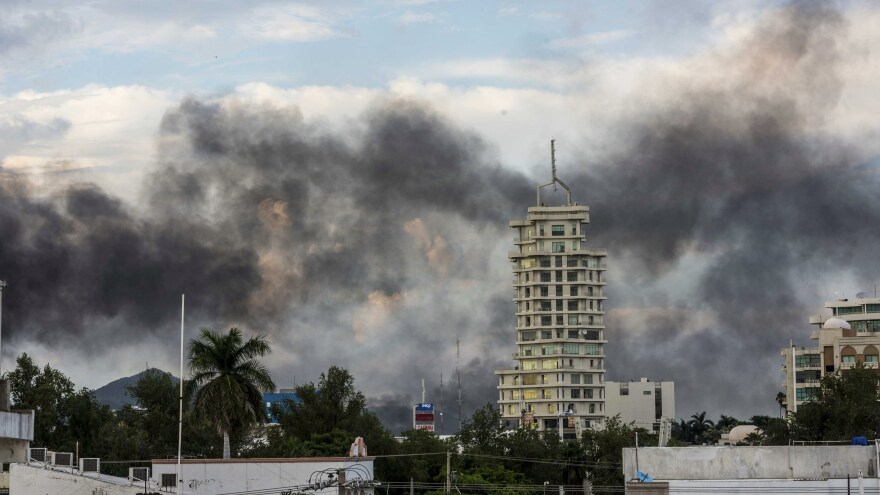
(413, 403), (436, 432)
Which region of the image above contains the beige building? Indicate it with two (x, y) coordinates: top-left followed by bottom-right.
(495, 142), (607, 438)
(605, 378), (675, 432)
(781, 297), (880, 414)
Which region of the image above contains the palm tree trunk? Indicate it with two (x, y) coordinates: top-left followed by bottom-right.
(223, 430), (231, 459)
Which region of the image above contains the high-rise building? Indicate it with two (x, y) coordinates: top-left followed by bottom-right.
(495, 142), (607, 438)
(780, 297), (880, 415)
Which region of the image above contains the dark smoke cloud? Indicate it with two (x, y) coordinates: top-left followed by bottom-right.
(1, 0), (875, 431)
(578, 1), (880, 419)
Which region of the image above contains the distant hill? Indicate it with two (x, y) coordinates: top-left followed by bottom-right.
(93, 368), (179, 410)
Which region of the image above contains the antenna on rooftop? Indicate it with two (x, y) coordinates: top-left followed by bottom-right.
(439, 370), (444, 435)
(536, 139), (572, 206)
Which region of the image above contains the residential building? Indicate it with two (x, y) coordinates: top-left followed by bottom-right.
(495, 142), (608, 438)
(622, 445), (880, 494)
(605, 378), (675, 432)
(780, 297), (880, 414)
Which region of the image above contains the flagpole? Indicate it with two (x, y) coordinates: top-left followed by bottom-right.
(177, 294), (185, 495)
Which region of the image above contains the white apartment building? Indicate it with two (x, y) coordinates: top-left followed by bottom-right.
(495, 142), (607, 438)
(781, 297), (880, 414)
(605, 378), (675, 432)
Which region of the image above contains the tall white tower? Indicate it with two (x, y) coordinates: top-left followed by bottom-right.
(495, 141), (607, 438)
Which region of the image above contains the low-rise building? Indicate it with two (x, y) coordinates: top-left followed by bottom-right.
(604, 378), (674, 432)
(781, 297), (880, 414)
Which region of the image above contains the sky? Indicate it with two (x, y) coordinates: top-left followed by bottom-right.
(2, 0), (880, 433)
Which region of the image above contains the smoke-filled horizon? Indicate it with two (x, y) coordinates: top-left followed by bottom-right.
(1, 1), (879, 433)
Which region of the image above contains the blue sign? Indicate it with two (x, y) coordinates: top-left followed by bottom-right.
(416, 403), (434, 412)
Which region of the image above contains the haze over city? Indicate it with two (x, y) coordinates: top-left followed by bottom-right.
(1, 0), (880, 433)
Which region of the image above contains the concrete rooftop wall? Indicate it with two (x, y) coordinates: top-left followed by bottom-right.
(0, 410), (33, 440)
(623, 446), (877, 480)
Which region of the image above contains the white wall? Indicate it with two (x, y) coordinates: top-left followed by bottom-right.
(623, 446), (876, 481)
(151, 457), (375, 495)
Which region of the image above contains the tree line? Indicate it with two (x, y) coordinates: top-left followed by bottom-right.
(6, 327), (880, 494)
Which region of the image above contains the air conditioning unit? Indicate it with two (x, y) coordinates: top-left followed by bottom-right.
(129, 467), (150, 483)
(79, 457), (100, 474)
(51, 452), (74, 467)
(28, 448), (48, 463)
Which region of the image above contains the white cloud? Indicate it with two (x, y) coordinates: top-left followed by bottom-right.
(240, 5), (345, 42)
(548, 30), (637, 50)
(397, 11), (437, 26)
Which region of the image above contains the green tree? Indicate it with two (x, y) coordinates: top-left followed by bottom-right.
(6, 353), (112, 452)
(187, 327), (276, 458)
(276, 366), (396, 459)
(687, 411), (715, 444)
(581, 415), (638, 495)
(790, 363), (880, 441)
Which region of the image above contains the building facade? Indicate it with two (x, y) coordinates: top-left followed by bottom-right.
(781, 297), (880, 414)
(495, 142), (607, 437)
(605, 378), (675, 432)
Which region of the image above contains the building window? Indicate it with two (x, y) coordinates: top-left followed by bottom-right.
(568, 315), (579, 325)
(795, 354), (820, 367)
(522, 361), (537, 370)
(541, 374), (548, 384)
(521, 330), (536, 341)
(555, 271), (563, 282)
(620, 384), (629, 396)
(584, 344), (600, 355)
(563, 343), (579, 354)
(555, 256), (563, 267)
(567, 272), (577, 282)
(542, 389), (553, 399)
(541, 330), (552, 339)
(571, 389), (581, 399)
(568, 301), (578, 311)
(511, 390), (520, 399)
(587, 287), (593, 296)
(589, 404), (595, 414)
(585, 389), (593, 399)
(643, 391), (652, 395)
(556, 285), (563, 296)
(542, 359), (557, 370)
(585, 374), (593, 384)
(572, 241), (578, 251)
(796, 388), (818, 401)
(523, 390), (538, 400)
(542, 345), (557, 355)
(540, 256), (551, 268)
(571, 374), (581, 384)
(525, 316), (531, 327)
(568, 330), (579, 339)
(842, 355), (856, 364)
(548, 404), (556, 414)
(541, 316), (552, 326)
(556, 300), (564, 311)
(866, 355), (879, 363)
(552, 242), (565, 253)
(539, 225), (545, 236)
(522, 345), (536, 356)
(541, 286), (549, 297)
(556, 315), (563, 325)
(551, 225), (564, 236)
(508, 405), (516, 415)
(540, 301), (552, 311)
(525, 288), (531, 297)
(567, 258), (578, 267)
(867, 304), (880, 313)
(541, 272), (551, 282)
(571, 225), (577, 235)
(570, 287), (578, 296)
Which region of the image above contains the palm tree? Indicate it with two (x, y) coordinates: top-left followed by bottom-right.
(688, 411), (715, 444)
(188, 327), (276, 458)
(776, 392), (787, 417)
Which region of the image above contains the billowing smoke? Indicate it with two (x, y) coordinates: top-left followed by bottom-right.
(0, 1), (876, 430)
(582, 1), (880, 418)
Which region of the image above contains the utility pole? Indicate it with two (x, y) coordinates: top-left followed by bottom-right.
(338, 469), (346, 495)
(446, 451), (451, 493)
(456, 340), (462, 431)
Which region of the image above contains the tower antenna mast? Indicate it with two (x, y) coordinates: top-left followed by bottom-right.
(536, 139), (572, 206)
(457, 339), (462, 431)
